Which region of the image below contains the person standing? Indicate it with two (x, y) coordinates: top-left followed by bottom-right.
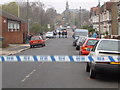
(62, 31), (65, 38)
(92, 32), (97, 38)
(58, 31), (61, 38)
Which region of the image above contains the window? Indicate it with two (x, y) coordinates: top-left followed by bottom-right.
(8, 21), (20, 31)
(97, 40), (120, 52)
(86, 40), (98, 46)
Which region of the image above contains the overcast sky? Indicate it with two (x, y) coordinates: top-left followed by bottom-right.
(1, 0), (110, 13)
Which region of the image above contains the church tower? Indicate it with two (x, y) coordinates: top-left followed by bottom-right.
(66, 0), (69, 10)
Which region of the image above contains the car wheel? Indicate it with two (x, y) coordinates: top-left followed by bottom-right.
(41, 44), (44, 47)
(44, 44), (45, 46)
(90, 68), (96, 79)
(86, 63), (90, 72)
(76, 46), (79, 50)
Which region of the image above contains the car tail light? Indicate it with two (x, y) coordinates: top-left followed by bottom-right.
(82, 47), (87, 50)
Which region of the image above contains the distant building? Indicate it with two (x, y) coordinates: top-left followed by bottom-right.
(0, 10), (28, 47)
(61, 0), (90, 28)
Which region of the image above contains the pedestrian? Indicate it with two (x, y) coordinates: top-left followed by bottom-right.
(40, 33), (43, 38)
(65, 30), (67, 38)
(88, 32), (92, 37)
(92, 31), (97, 38)
(58, 31), (61, 38)
(53, 31), (56, 38)
(62, 31), (64, 38)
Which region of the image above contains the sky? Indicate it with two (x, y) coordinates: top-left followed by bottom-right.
(1, 0), (111, 13)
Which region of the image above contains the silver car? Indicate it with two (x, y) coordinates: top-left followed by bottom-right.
(86, 39), (120, 79)
(76, 37), (86, 50)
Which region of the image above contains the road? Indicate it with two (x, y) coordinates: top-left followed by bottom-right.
(2, 29), (119, 88)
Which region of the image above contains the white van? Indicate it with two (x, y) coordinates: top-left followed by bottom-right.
(74, 29), (88, 37)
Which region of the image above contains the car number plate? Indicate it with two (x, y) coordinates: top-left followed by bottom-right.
(111, 62), (120, 64)
(33, 41), (38, 43)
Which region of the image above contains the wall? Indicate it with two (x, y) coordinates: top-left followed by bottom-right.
(3, 31), (23, 44)
(111, 3), (118, 35)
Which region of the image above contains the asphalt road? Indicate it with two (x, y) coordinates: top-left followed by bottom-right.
(2, 29), (119, 88)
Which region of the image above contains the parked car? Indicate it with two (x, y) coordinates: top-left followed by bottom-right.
(73, 36), (79, 46)
(46, 32), (54, 38)
(76, 37), (87, 50)
(73, 29), (88, 38)
(29, 36), (45, 48)
(86, 39), (120, 79)
(79, 38), (99, 55)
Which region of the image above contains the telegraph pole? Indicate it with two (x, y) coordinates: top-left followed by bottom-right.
(80, 6), (82, 28)
(27, 0), (29, 35)
(98, 0), (101, 38)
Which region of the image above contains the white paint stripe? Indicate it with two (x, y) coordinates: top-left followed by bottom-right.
(21, 69), (36, 82)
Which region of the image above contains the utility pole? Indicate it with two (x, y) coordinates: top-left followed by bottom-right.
(79, 6), (82, 28)
(98, 0), (101, 38)
(27, 0), (29, 35)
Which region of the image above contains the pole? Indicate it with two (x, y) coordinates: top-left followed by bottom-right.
(80, 6), (82, 28)
(27, 0), (29, 35)
(18, 3), (20, 17)
(98, 0), (101, 38)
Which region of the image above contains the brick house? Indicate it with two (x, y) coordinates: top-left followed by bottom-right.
(0, 10), (28, 47)
(118, 1), (120, 35)
(90, 1), (119, 35)
(111, 2), (119, 35)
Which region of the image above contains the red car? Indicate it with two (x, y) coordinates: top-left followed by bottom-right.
(79, 38), (99, 55)
(29, 36), (45, 48)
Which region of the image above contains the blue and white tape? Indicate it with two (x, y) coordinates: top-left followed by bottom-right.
(0, 56), (119, 62)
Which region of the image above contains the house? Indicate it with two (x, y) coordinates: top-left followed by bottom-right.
(90, 7), (100, 31)
(90, 1), (119, 36)
(111, 2), (119, 35)
(117, 1), (120, 35)
(100, 2), (116, 35)
(0, 10), (28, 47)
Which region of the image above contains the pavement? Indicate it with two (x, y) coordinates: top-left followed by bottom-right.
(0, 44), (30, 56)
(1, 37), (50, 56)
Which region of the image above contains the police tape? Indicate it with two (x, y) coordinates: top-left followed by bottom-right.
(0, 56), (120, 62)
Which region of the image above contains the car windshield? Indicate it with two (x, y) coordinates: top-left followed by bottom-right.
(97, 40), (120, 52)
(86, 40), (98, 46)
(31, 37), (40, 40)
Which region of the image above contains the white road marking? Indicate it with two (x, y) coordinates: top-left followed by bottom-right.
(21, 62), (44, 82)
(21, 69), (36, 82)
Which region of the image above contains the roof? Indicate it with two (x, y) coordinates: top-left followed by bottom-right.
(90, 7), (100, 15)
(0, 10), (26, 22)
(105, 2), (116, 10)
(62, 9), (80, 14)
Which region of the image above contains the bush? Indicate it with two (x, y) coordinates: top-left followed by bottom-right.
(30, 23), (49, 34)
